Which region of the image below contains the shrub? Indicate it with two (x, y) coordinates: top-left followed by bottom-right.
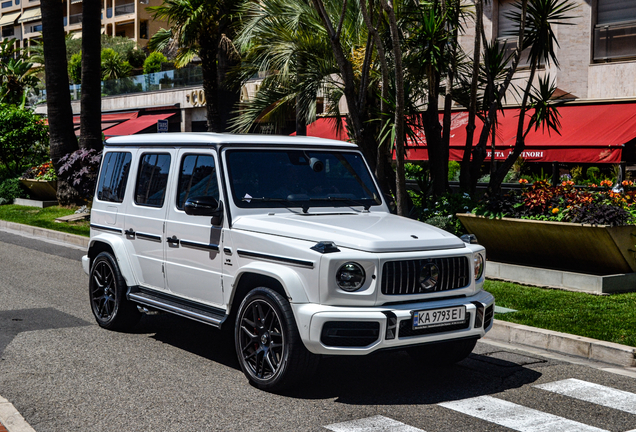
(570, 202), (633, 226)
(0, 104), (49, 177)
(0, 178), (27, 205)
(143, 52), (168, 75)
(21, 161), (56, 181)
(58, 149), (102, 203)
(68, 52), (82, 84)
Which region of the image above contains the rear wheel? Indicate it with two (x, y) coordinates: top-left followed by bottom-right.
(235, 287), (318, 391)
(89, 252), (141, 331)
(407, 338), (477, 366)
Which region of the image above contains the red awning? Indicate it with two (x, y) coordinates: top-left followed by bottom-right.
(291, 117), (349, 141)
(73, 111), (139, 125)
(103, 113), (175, 138)
(299, 104), (636, 163)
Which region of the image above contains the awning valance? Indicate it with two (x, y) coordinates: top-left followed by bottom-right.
(297, 103), (636, 164)
(18, 7), (41, 23)
(0, 11), (21, 27)
(103, 113), (175, 137)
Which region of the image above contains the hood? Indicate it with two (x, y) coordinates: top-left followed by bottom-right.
(232, 212), (465, 253)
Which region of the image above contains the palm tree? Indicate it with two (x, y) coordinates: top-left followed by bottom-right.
(41, 0), (79, 204)
(79, 0), (103, 152)
(147, 0), (240, 132)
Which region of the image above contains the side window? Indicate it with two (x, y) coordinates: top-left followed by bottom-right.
(135, 153), (171, 207)
(96, 152), (132, 203)
(177, 154), (219, 210)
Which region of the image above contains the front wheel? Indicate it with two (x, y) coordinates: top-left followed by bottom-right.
(235, 287), (318, 391)
(407, 338), (477, 366)
(89, 252), (141, 331)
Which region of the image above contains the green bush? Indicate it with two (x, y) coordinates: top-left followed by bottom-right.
(0, 104), (49, 177)
(68, 52), (82, 84)
(448, 160), (460, 181)
(0, 178), (27, 205)
(143, 52), (168, 75)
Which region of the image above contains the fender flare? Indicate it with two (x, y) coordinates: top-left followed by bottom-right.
(231, 261), (310, 304)
(87, 234), (138, 287)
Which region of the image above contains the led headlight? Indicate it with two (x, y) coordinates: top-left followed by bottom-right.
(474, 253), (485, 281)
(336, 262), (366, 292)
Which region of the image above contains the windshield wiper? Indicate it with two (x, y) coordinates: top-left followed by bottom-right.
(242, 196), (310, 213)
(310, 196), (373, 211)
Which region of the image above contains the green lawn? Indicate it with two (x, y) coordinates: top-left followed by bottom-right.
(0, 205), (90, 237)
(485, 280), (636, 347)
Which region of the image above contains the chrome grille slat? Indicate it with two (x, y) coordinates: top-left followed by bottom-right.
(381, 257), (470, 295)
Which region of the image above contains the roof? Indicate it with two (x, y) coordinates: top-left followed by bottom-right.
(105, 132), (358, 148)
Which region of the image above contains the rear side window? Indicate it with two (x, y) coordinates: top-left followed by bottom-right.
(135, 153), (171, 207)
(96, 152), (132, 203)
(177, 154), (219, 210)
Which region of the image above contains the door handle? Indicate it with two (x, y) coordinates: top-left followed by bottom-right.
(166, 235), (180, 245)
(125, 228), (135, 237)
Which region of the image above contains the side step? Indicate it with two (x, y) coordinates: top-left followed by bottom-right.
(128, 287), (227, 328)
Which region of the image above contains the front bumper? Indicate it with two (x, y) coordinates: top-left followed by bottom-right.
(292, 290), (494, 355)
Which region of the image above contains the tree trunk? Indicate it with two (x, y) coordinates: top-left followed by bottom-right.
(41, 0), (79, 205)
(79, 0), (103, 151)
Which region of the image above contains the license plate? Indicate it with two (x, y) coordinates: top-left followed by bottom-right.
(412, 306), (466, 330)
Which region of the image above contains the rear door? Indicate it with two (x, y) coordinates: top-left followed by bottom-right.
(164, 149), (224, 307)
(123, 151), (173, 291)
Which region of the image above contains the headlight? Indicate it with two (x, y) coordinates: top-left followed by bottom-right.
(474, 253), (485, 281)
(336, 262), (366, 292)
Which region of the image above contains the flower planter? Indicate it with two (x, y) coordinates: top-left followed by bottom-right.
(456, 213), (636, 275)
(20, 179), (58, 201)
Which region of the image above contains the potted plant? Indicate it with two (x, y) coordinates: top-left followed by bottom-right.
(457, 180), (636, 275)
(20, 161), (57, 201)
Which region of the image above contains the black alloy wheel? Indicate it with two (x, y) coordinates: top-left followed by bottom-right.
(235, 287), (318, 391)
(89, 252), (140, 331)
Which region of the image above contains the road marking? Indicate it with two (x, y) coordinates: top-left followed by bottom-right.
(535, 378), (636, 415)
(439, 395), (609, 432)
(324, 415), (425, 432)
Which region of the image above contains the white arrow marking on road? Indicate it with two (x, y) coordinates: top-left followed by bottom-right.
(535, 378), (636, 415)
(439, 395), (609, 432)
(324, 415), (425, 432)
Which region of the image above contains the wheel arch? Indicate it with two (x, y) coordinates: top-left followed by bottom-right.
(225, 263), (310, 326)
(87, 235), (138, 287)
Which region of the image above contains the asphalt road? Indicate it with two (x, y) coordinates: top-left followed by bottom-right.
(1, 230), (635, 432)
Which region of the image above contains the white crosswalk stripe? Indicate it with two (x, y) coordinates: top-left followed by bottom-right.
(534, 378), (636, 415)
(438, 395), (609, 432)
(323, 415), (425, 432)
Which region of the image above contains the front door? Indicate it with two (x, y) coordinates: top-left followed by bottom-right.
(164, 150), (224, 307)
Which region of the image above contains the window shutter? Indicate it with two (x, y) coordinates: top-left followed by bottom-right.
(498, 0), (519, 39)
(598, 0), (636, 25)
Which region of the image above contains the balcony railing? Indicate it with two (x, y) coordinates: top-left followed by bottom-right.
(69, 13), (82, 25)
(114, 2), (134, 16)
(594, 21), (636, 62)
(67, 65), (204, 100)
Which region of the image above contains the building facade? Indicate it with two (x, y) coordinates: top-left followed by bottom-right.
(0, 0), (164, 51)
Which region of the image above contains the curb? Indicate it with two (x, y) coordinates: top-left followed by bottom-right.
(0, 220), (88, 249)
(486, 319), (636, 367)
(0, 397), (36, 432)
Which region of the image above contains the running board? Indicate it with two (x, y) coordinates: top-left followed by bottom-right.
(128, 287), (227, 328)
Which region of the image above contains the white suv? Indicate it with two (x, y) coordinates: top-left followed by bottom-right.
(83, 133), (494, 390)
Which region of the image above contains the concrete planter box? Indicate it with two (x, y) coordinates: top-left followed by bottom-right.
(20, 179), (58, 201)
(457, 214), (636, 275)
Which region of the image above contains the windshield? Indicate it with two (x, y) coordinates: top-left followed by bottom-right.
(225, 149), (382, 211)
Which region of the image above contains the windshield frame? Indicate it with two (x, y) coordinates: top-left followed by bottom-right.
(221, 146), (387, 215)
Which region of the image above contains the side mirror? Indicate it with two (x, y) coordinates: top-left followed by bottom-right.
(185, 196), (224, 225)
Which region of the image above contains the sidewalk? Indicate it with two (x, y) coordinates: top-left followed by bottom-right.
(0, 397), (35, 432)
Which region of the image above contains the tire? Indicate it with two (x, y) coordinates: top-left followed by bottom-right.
(407, 338), (477, 366)
(234, 287), (318, 391)
(89, 252), (141, 331)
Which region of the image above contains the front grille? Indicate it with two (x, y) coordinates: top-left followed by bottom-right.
(320, 321), (380, 347)
(484, 305), (494, 329)
(381, 257), (470, 295)
(398, 313), (471, 338)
